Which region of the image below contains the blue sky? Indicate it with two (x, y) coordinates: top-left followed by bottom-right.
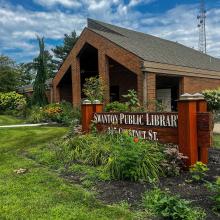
(0, 0), (220, 63)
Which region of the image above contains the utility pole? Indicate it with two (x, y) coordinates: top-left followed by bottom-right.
(197, 0), (207, 53)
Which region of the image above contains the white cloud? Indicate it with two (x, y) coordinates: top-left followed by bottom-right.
(0, 0), (220, 63)
(34, 0), (82, 8)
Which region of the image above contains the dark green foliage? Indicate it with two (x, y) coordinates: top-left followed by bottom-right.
(142, 188), (206, 220)
(54, 133), (165, 182)
(105, 101), (128, 112)
(52, 31), (78, 69)
(207, 177), (220, 212)
(0, 55), (21, 92)
(31, 36), (48, 106)
(105, 133), (164, 181)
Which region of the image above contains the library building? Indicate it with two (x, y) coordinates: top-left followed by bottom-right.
(53, 19), (220, 111)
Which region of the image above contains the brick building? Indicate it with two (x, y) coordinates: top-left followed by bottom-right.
(53, 19), (220, 111)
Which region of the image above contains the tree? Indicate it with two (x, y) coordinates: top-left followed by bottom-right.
(0, 55), (21, 92)
(31, 36), (48, 106)
(24, 49), (57, 80)
(52, 31), (78, 68)
(17, 63), (35, 86)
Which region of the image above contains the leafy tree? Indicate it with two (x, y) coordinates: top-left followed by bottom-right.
(52, 31), (78, 68)
(31, 36), (48, 106)
(17, 63), (35, 86)
(0, 55), (21, 92)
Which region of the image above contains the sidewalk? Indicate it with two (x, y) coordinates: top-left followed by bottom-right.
(0, 123), (50, 128)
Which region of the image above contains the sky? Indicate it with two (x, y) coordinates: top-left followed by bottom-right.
(0, 0), (220, 63)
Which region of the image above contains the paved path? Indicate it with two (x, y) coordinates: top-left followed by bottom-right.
(0, 123), (50, 128)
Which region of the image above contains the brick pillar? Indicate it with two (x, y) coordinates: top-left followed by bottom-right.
(143, 72), (156, 111)
(72, 58), (81, 107)
(179, 77), (184, 95)
(137, 73), (143, 105)
(53, 85), (60, 103)
(98, 51), (110, 104)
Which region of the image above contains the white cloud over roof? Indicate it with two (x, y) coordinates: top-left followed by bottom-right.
(0, 0), (219, 63)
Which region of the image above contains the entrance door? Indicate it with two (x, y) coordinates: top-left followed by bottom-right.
(156, 89), (171, 112)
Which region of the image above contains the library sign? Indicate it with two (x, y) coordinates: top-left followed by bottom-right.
(94, 112), (178, 143)
(81, 96), (213, 166)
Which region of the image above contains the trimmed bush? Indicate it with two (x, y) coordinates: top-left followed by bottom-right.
(0, 91), (26, 112)
(0, 91), (27, 117)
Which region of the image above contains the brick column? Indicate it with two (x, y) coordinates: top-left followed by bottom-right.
(98, 51), (110, 104)
(72, 58), (81, 107)
(53, 85), (60, 103)
(143, 72), (156, 111)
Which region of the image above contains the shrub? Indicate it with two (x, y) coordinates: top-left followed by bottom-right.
(55, 134), (111, 166)
(27, 106), (46, 123)
(122, 89), (140, 111)
(189, 161), (209, 182)
(53, 133), (165, 182)
(27, 101), (81, 125)
(44, 101), (81, 125)
(142, 188), (206, 220)
(207, 176), (220, 212)
(202, 88), (220, 111)
(82, 76), (105, 103)
(105, 101), (128, 112)
(162, 145), (188, 177)
(0, 91), (26, 112)
(105, 133), (165, 181)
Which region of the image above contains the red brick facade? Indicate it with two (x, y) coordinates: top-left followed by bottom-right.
(181, 76), (220, 94)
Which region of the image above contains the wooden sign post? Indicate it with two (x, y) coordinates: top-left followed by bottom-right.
(178, 96), (198, 166)
(81, 94), (212, 167)
(81, 100), (104, 133)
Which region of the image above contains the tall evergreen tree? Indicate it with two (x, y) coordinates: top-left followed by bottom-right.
(31, 36), (48, 106)
(52, 31), (78, 68)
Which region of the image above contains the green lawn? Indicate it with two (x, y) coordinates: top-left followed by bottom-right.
(0, 115), (26, 125)
(213, 134), (220, 149)
(0, 119), (138, 219)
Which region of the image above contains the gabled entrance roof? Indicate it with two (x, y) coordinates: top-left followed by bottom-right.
(88, 19), (220, 72)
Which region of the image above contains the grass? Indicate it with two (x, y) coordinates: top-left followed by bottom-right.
(0, 116), (141, 220)
(213, 134), (220, 149)
(0, 115), (26, 125)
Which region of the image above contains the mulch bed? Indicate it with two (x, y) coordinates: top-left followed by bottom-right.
(62, 157), (220, 220)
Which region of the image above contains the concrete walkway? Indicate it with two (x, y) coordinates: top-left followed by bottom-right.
(0, 123), (50, 128)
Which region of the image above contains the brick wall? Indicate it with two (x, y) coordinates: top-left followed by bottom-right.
(182, 76), (220, 94)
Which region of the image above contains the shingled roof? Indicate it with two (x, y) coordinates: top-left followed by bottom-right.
(87, 19), (220, 72)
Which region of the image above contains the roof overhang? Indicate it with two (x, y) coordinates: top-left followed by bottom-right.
(142, 60), (220, 79)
